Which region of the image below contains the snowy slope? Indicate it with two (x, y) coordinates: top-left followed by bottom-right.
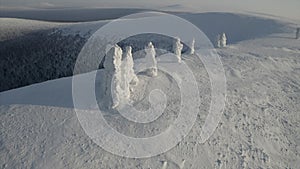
(0, 12), (295, 92)
(0, 18), (65, 41)
(1, 28), (300, 168)
(0, 18), (109, 92)
(0, 17), (108, 41)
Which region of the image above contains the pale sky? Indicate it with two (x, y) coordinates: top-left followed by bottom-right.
(1, 0), (299, 20)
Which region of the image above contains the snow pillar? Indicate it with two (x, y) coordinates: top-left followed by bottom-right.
(216, 34), (221, 48)
(122, 46), (139, 97)
(220, 33), (227, 47)
(173, 37), (183, 63)
(145, 42), (158, 77)
(104, 44), (123, 109)
(189, 38), (195, 55)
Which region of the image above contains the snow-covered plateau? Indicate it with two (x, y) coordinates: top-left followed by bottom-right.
(0, 12), (300, 169)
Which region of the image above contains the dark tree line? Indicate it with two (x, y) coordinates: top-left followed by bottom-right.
(0, 30), (190, 92)
(0, 29), (87, 92)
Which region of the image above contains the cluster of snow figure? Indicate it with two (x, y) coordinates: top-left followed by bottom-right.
(104, 37), (195, 109)
(217, 33), (227, 48)
(104, 45), (139, 109)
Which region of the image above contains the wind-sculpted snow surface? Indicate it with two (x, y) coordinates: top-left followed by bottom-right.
(0, 12), (299, 169)
(1, 32), (299, 168)
(71, 11), (223, 158)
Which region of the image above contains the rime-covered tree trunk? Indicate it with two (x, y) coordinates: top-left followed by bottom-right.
(145, 42), (158, 77)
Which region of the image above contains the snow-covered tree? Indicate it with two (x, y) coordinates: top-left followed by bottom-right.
(145, 42), (158, 77)
(220, 33), (227, 47)
(189, 38), (195, 55)
(104, 44), (122, 73)
(104, 44), (123, 109)
(124, 46), (139, 86)
(296, 28), (300, 39)
(122, 46), (139, 97)
(173, 37), (183, 63)
(216, 33), (227, 48)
